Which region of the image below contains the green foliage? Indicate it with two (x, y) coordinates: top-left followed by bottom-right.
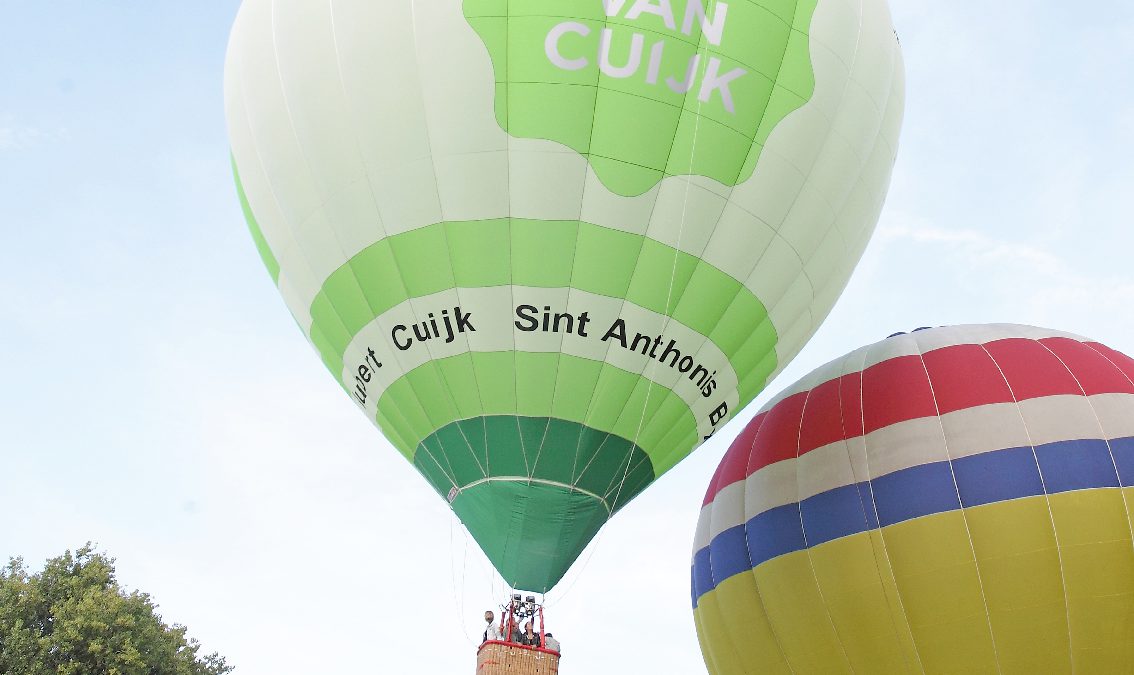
(0, 544), (232, 675)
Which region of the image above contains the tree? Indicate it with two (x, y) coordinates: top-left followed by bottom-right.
(0, 544), (232, 675)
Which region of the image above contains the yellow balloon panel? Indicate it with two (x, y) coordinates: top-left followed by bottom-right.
(697, 499), (1134, 674)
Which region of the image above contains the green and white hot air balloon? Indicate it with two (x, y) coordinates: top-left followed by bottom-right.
(224, 0), (904, 592)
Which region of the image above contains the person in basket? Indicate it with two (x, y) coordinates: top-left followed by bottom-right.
(519, 622), (542, 648)
(482, 610), (503, 643)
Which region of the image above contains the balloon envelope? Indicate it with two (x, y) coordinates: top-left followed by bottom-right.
(225, 0), (903, 591)
(693, 324), (1134, 673)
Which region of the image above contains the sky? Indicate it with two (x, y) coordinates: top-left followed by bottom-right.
(1, 1), (1133, 673)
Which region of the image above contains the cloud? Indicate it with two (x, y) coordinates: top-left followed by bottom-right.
(0, 117), (68, 150)
(876, 220), (1134, 340)
(880, 222), (1061, 268)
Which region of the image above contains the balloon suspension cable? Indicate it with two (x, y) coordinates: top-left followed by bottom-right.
(544, 525), (608, 608)
(538, 604), (546, 646)
(496, 591), (548, 643)
(448, 519), (477, 646)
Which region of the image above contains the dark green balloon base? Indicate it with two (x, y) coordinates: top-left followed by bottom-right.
(413, 416), (655, 592)
(449, 480), (611, 592)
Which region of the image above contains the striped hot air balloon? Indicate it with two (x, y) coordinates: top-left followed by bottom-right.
(692, 324), (1134, 674)
(225, 0), (904, 592)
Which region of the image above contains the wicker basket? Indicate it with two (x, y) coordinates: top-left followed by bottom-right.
(476, 641), (560, 674)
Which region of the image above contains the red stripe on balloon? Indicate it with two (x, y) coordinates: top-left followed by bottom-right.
(750, 392), (807, 472)
(861, 355), (937, 434)
(1085, 342), (1134, 383)
(702, 411), (768, 506)
(923, 343), (1015, 415)
(798, 378), (846, 456)
(984, 338), (1082, 400)
(839, 371), (864, 438)
(702, 339), (1133, 507)
(1041, 338), (1134, 395)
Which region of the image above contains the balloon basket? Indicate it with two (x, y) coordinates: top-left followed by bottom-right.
(476, 642), (560, 674)
(477, 593), (561, 673)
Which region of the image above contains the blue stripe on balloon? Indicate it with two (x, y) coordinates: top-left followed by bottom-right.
(747, 503), (806, 567)
(953, 445), (1044, 507)
(873, 461), (961, 526)
(692, 546), (713, 608)
(800, 482), (879, 547)
(1035, 438), (1120, 492)
(708, 525), (753, 590)
(1110, 436), (1134, 485)
(692, 435), (1134, 608)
